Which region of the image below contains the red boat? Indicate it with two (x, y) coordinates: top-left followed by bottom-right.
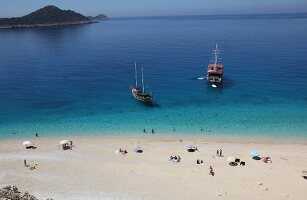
(207, 44), (223, 86)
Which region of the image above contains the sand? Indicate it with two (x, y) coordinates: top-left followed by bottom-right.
(0, 135), (306, 200)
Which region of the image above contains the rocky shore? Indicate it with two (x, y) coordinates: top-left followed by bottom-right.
(0, 185), (53, 200)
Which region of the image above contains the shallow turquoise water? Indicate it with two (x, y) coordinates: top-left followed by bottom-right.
(0, 14), (306, 139)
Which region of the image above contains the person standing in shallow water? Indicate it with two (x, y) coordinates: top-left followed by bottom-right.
(152, 129), (155, 134)
(143, 129), (146, 133)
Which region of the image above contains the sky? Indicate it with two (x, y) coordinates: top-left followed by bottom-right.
(0, 0), (307, 18)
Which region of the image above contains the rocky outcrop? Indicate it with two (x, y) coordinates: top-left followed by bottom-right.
(88, 14), (109, 21)
(0, 5), (92, 29)
(0, 185), (53, 200)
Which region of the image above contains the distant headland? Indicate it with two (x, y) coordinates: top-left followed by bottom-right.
(0, 5), (109, 29)
(88, 14), (109, 21)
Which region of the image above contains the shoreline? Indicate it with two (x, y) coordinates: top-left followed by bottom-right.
(0, 21), (96, 29)
(1, 133), (307, 145)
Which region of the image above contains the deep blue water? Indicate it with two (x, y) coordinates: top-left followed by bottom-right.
(0, 14), (307, 139)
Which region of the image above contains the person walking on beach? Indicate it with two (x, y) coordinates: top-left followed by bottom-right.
(70, 141), (73, 150)
(24, 159), (27, 167)
(219, 149), (222, 157)
(216, 149), (219, 156)
(209, 166), (214, 176)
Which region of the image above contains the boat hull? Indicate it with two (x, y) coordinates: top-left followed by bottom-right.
(130, 86), (153, 105)
(206, 63), (223, 85)
(206, 75), (223, 84)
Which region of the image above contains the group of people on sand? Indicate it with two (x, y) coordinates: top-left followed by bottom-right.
(169, 155), (181, 163)
(216, 149), (223, 157)
(119, 148), (128, 155)
(196, 160), (214, 176)
(62, 141), (74, 150)
(196, 159), (204, 165)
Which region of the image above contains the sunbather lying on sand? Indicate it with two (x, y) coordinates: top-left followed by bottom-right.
(29, 164), (38, 170)
(262, 156), (272, 163)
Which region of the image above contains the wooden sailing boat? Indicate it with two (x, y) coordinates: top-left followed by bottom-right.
(206, 44), (223, 87)
(130, 63), (153, 104)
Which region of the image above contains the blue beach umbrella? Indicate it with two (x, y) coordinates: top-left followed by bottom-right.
(134, 146), (143, 153)
(250, 151), (260, 157)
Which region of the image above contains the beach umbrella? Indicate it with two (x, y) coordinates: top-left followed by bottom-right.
(22, 141), (33, 147)
(250, 151), (260, 157)
(59, 140), (69, 145)
(134, 147), (143, 153)
(227, 156), (237, 166)
(227, 156), (236, 163)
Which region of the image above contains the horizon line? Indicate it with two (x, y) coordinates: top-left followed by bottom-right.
(111, 11), (307, 20)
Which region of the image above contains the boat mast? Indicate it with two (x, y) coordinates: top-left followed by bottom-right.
(213, 44), (220, 71)
(135, 62), (138, 87)
(141, 67), (145, 92)
(213, 44), (219, 71)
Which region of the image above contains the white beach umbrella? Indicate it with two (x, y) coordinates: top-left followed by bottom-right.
(59, 140), (69, 145)
(185, 144), (194, 149)
(22, 141), (33, 147)
(227, 156), (236, 163)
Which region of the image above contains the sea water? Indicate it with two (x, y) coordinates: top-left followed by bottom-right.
(0, 14), (306, 139)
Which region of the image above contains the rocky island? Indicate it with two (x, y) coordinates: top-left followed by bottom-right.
(0, 5), (107, 29)
(88, 14), (109, 21)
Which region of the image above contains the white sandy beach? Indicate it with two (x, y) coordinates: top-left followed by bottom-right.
(0, 135), (307, 200)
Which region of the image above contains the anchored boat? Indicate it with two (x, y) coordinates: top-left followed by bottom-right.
(130, 63), (153, 104)
(206, 44), (223, 87)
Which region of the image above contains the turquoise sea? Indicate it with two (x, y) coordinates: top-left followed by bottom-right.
(0, 13), (307, 139)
